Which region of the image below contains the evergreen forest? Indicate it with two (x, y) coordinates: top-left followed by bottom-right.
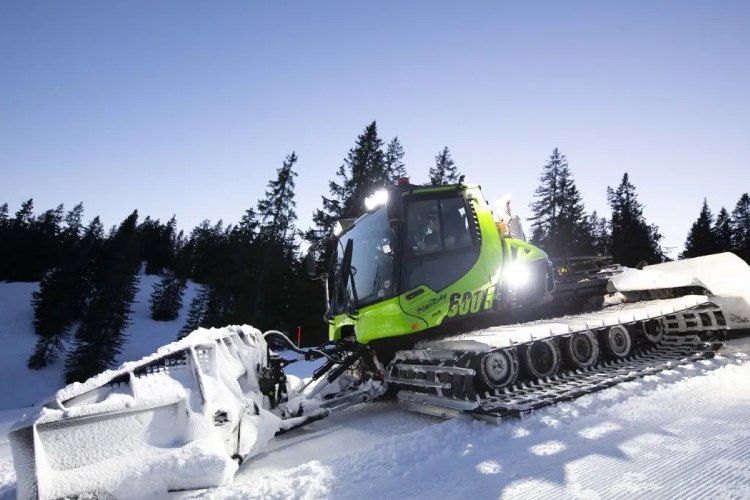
(2, 123), (749, 383)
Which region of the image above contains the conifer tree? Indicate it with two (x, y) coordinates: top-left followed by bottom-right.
(33, 204), (65, 275)
(4, 199), (36, 281)
(27, 217), (102, 370)
(384, 137), (407, 182)
(138, 216), (179, 275)
(607, 173), (664, 266)
(0, 203), (8, 229)
(311, 121), (388, 237)
(243, 152), (300, 329)
(179, 285), (209, 338)
(149, 270), (187, 321)
(14, 199), (35, 229)
(65, 211), (141, 383)
(429, 147), (458, 186)
(731, 193), (750, 263)
(234, 208), (260, 244)
(680, 199), (720, 259)
(529, 148), (594, 257)
(588, 210), (610, 255)
(185, 219), (229, 284)
(28, 267), (76, 368)
(202, 285), (235, 328)
(257, 152), (299, 244)
(714, 208), (733, 253)
(64, 203), (85, 240)
(0, 203), (8, 278)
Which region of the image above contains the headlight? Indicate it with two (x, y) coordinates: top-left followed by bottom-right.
(364, 189), (388, 211)
(505, 261), (531, 288)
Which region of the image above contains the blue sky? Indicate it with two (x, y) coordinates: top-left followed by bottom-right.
(1, 1), (748, 257)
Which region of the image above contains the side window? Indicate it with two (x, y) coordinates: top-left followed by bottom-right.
(407, 197), (473, 256)
(407, 200), (441, 256)
(440, 197), (472, 251)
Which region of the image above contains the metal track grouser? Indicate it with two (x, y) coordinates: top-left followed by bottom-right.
(389, 295), (727, 421)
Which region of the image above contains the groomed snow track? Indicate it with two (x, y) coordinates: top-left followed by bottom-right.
(387, 296), (727, 421)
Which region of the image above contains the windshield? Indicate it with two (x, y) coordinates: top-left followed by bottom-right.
(332, 207), (395, 310)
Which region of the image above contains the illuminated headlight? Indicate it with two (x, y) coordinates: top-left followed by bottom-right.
(505, 262), (531, 288)
(555, 265), (569, 276)
(364, 189), (388, 211)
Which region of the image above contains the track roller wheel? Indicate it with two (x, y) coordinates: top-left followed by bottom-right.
(475, 348), (519, 391)
(519, 339), (561, 380)
(641, 319), (663, 344)
(561, 330), (599, 370)
(599, 325), (633, 359)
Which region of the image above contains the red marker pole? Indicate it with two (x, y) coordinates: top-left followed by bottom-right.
(297, 326), (302, 347)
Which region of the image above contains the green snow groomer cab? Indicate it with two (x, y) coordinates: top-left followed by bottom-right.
(308, 179), (554, 351)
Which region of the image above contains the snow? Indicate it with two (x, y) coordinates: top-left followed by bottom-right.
(180, 346), (750, 500)
(1, 257), (750, 498)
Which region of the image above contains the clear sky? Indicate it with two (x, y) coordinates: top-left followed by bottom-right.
(1, 1), (748, 258)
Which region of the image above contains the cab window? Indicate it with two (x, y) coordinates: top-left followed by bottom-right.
(402, 195), (478, 292)
(407, 197), (472, 256)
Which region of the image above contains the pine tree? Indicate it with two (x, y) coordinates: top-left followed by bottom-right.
(28, 267), (76, 368)
(14, 199), (35, 229)
(680, 199), (720, 259)
(4, 199), (36, 281)
(384, 137), (407, 182)
(179, 285), (209, 338)
(311, 121), (388, 237)
(588, 210), (610, 255)
(257, 152), (299, 243)
(33, 204), (65, 276)
(714, 208), (733, 253)
(242, 152), (300, 329)
(27, 227), (100, 370)
(138, 216), (179, 275)
(429, 147), (458, 186)
(64, 203), (85, 240)
(185, 219), (229, 284)
(0, 203), (8, 229)
(0, 203), (9, 278)
(234, 208), (260, 244)
(607, 173), (664, 267)
(529, 148), (594, 257)
(149, 271), (187, 321)
(731, 193), (750, 263)
(202, 285), (235, 328)
(65, 211), (141, 383)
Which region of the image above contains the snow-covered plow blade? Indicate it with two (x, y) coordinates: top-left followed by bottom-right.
(609, 252), (750, 329)
(10, 326), (283, 499)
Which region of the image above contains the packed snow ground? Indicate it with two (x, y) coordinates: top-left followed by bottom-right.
(174, 342), (750, 500)
(1, 277), (750, 499)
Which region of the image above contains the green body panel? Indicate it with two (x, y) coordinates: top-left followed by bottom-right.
(328, 184), (550, 344)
